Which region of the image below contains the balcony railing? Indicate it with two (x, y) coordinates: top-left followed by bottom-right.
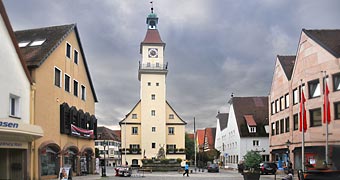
(119, 148), (141, 154)
(166, 148), (185, 154)
(139, 62), (168, 70)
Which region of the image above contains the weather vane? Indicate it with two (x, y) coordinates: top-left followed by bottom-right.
(150, 1), (154, 13)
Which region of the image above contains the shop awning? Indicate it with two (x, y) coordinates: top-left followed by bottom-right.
(0, 118), (43, 142)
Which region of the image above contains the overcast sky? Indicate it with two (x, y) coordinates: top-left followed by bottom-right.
(4, 0), (340, 132)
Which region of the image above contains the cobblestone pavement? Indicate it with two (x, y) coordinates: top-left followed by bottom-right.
(65, 167), (298, 180)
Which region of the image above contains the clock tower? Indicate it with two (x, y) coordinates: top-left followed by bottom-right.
(139, 7), (168, 159)
(120, 6), (186, 167)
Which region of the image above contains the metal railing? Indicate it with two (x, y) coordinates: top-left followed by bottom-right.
(139, 61), (168, 70)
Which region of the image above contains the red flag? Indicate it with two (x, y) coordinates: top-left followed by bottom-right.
(300, 90), (307, 132)
(323, 83), (331, 124)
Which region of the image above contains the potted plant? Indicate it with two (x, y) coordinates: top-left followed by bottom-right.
(242, 150), (262, 180)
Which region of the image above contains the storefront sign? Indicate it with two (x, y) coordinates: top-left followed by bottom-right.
(0, 121), (19, 128)
(71, 124), (94, 138)
(0, 141), (28, 149)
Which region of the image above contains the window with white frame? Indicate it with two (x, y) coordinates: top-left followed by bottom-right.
(132, 114), (137, 119)
(293, 88), (299, 104)
(156, 83), (159, 86)
(73, 80), (78, 97)
(151, 110), (155, 116)
(81, 85), (86, 100)
(54, 67), (62, 87)
(250, 127), (256, 133)
(151, 94), (155, 100)
(148, 82), (151, 86)
(271, 102), (275, 115)
(132, 127), (138, 135)
(333, 73), (340, 91)
(9, 94), (20, 117)
(308, 79), (320, 98)
(152, 143), (156, 149)
(66, 43), (71, 58)
(169, 114), (174, 119)
(64, 74), (70, 92)
(74, 49), (79, 64)
(275, 99), (279, 113)
(168, 127), (174, 135)
(253, 140), (259, 146)
(152, 127), (156, 132)
(285, 94), (289, 108)
(280, 96), (284, 111)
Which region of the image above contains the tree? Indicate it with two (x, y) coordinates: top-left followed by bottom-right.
(185, 133), (195, 161)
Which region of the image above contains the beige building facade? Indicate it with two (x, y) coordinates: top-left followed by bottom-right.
(15, 24), (98, 179)
(269, 29), (340, 170)
(120, 9), (186, 166)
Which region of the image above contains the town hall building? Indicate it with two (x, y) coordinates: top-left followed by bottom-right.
(120, 8), (186, 166)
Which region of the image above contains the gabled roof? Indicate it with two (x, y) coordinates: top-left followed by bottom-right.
(204, 127), (216, 149)
(14, 24), (98, 102)
(277, 55), (296, 80)
(97, 126), (121, 141)
(166, 101), (186, 125)
(231, 96), (269, 137)
(0, 1), (32, 84)
(303, 29), (340, 58)
(216, 112), (228, 131)
(196, 129), (205, 147)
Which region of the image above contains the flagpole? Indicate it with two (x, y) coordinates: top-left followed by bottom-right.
(301, 79), (305, 171)
(324, 71), (329, 165)
(194, 117), (197, 169)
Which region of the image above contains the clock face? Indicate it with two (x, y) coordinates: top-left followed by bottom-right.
(148, 48), (158, 58)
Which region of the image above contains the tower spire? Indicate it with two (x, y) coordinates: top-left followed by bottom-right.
(150, 1), (154, 13)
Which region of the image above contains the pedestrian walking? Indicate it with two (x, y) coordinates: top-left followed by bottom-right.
(183, 163), (189, 177)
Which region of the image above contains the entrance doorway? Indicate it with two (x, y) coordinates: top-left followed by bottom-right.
(0, 149), (26, 179)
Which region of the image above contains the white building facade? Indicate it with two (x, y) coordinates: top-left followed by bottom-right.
(221, 96), (269, 169)
(0, 2), (43, 179)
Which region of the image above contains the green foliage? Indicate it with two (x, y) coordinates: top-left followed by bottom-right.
(243, 150), (262, 170)
(177, 158), (182, 163)
(185, 133), (195, 160)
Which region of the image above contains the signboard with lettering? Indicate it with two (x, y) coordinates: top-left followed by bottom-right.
(71, 124), (94, 138)
(0, 121), (19, 128)
(58, 167), (71, 180)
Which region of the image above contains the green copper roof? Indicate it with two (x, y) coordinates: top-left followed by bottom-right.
(148, 13), (157, 18)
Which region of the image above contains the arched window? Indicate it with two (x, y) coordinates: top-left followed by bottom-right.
(40, 145), (60, 176)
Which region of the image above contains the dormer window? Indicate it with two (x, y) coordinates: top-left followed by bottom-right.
(244, 115), (257, 133)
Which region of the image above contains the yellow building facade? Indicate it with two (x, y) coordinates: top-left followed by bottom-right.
(15, 24), (98, 179)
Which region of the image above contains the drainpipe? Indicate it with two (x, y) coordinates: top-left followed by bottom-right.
(30, 83), (36, 180)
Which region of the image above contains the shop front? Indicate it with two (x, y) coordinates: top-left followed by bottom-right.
(0, 118), (43, 180)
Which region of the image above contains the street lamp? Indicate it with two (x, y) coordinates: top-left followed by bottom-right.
(102, 140), (107, 177)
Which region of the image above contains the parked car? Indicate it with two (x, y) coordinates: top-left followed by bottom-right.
(260, 162), (277, 175)
(207, 163), (219, 173)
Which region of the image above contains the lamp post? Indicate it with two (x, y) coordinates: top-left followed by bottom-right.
(102, 140), (107, 177)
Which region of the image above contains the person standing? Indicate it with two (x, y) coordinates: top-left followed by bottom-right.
(183, 163), (189, 177)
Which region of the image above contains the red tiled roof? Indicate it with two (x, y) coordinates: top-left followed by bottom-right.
(141, 29), (164, 44)
(205, 128), (216, 149)
(244, 115), (257, 126)
(196, 129), (205, 146)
